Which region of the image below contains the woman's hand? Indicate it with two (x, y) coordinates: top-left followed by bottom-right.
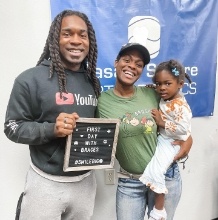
(173, 135), (193, 161)
(54, 112), (79, 137)
(145, 84), (156, 89)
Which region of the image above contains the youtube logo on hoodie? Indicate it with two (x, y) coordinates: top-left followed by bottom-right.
(56, 92), (74, 105)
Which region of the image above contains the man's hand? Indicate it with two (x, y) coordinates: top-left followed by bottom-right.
(54, 112), (79, 137)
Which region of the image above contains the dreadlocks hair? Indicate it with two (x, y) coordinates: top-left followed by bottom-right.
(152, 59), (192, 84)
(37, 10), (101, 98)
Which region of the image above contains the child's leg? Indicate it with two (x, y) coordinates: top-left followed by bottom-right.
(155, 193), (165, 210)
(149, 193), (167, 220)
(140, 136), (179, 194)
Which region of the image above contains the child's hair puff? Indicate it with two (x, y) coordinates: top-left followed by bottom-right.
(152, 59), (192, 84)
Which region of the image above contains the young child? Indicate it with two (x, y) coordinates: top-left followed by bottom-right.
(139, 59), (192, 220)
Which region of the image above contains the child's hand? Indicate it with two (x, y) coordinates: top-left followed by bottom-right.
(151, 109), (165, 128)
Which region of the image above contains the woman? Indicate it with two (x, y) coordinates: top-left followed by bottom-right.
(96, 43), (192, 220)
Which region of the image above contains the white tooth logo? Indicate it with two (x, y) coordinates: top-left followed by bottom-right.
(128, 16), (161, 59)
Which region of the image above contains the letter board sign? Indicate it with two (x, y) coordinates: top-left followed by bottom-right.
(63, 118), (120, 171)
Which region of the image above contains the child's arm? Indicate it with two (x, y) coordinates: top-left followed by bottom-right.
(165, 104), (192, 139)
(151, 104), (191, 133)
(151, 109), (165, 128)
(158, 98), (192, 140)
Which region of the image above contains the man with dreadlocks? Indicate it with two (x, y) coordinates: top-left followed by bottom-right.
(4, 10), (101, 220)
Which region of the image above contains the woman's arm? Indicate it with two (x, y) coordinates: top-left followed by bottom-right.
(173, 135), (193, 161)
